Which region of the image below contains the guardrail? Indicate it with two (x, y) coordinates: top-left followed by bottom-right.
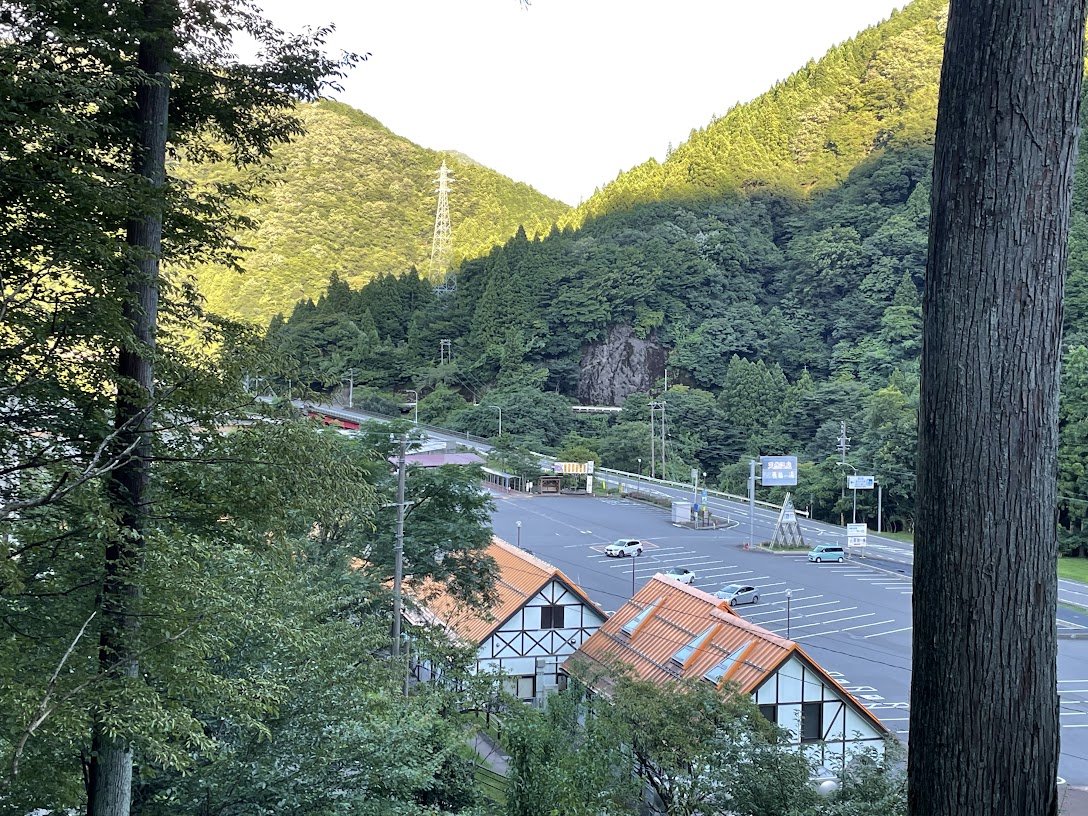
(596, 467), (808, 516)
(300, 400), (805, 516)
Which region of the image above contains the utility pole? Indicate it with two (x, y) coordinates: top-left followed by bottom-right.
(488, 404), (502, 437)
(392, 434), (407, 658)
(346, 368), (354, 408)
(649, 403), (657, 479)
(877, 481), (883, 533)
(837, 420), (850, 525)
(661, 369), (668, 479)
(748, 459), (757, 547)
(439, 339), (452, 366)
(404, 389), (418, 425)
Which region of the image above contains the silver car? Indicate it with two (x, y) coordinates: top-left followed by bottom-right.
(715, 583), (759, 605)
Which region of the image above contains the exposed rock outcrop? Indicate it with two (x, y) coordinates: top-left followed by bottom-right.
(577, 325), (667, 406)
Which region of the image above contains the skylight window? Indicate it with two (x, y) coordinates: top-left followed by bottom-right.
(621, 597), (662, 636)
(703, 641), (753, 684)
(671, 624), (716, 666)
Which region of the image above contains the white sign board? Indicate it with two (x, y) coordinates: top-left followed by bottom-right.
(847, 523), (868, 548)
(848, 475), (875, 490)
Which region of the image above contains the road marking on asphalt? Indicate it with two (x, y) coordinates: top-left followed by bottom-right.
(799, 606), (860, 619)
(862, 625), (913, 638)
(783, 614), (874, 636)
(840, 619), (896, 632)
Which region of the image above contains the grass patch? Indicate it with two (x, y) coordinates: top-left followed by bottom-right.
(878, 530), (914, 544)
(1058, 557), (1088, 584)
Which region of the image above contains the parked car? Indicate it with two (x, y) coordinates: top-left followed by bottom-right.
(663, 567), (696, 585)
(715, 584), (759, 605)
(605, 539), (644, 557)
(808, 544), (846, 563)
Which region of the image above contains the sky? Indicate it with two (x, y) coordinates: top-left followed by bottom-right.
(252, 0), (911, 206)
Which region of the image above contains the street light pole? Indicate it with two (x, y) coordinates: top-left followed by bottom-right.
(632, 550), (640, 597)
(516, 520), (522, 549)
(391, 433), (407, 658)
(637, 457), (642, 497)
(786, 588), (792, 640)
(487, 404), (502, 437)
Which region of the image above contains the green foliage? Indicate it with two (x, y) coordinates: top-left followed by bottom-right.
(504, 673), (817, 816)
(183, 100), (569, 322)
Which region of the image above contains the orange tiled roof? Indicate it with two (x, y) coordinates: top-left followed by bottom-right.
(565, 575), (888, 735)
(420, 536), (604, 645)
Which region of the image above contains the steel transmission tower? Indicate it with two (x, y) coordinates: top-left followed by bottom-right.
(430, 160), (455, 292)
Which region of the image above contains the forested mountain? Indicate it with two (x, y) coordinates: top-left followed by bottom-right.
(566, 0), (945, 225)
(181, 100), (569, 320)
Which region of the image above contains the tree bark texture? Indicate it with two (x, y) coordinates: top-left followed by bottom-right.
(88, 2), (172, 814)
(909, 2), (1086, 815)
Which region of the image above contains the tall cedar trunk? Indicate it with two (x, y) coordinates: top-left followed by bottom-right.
(909, 1), (1086, 815)
(87, 2), (171, 814)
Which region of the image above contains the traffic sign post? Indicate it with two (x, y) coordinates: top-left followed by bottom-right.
(846, 474), (874, 524)
(847, 522), (867, 556)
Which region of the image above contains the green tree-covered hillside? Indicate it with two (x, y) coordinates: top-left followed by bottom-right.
(566, 0), (946, 225)
(183, 100), (569, 320)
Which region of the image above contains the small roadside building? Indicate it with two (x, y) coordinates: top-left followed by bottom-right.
(416, 537), (607, 703)
(564, 576), (890, 770)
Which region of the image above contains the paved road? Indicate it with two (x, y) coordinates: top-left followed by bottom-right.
(489, 490), (1088, 786)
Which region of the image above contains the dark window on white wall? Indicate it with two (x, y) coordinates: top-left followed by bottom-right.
(540, 605), (565, 629)
(759, 704), (777, 725)
(801, 702), (823, 742)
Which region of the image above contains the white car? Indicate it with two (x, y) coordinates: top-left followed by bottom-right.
(715, 584), (759, 605)
(663, 567), (696, 585)
(604, 539), (644, 557)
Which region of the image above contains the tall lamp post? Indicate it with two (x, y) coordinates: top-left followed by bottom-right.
(636, 457), (642, 496)
(487, 404), (502, 438)
(404, 389), (418, 425)
(631, 549), (641, 597)
(516, 520), (522, 549)
(785, 588), (793, 640)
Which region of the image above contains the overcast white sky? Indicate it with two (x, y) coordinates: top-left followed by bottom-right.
(254, 0), (910, 205)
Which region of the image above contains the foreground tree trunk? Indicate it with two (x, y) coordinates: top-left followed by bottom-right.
(910, 2), (1086, 815)
(87, 2), (173, 814)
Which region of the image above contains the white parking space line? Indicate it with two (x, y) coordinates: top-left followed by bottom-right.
(841, 619), (896, 632)
(862, 625), (913, 638)
(798, 606), (860, 619)
(787, 613), (874, 632)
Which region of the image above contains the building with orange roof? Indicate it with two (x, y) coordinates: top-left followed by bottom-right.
(564, 575), (890, 770)
(415, 536), (607, 702)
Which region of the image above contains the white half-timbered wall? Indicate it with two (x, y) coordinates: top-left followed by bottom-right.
(752, 654), (886, 769)
(476, 578), (605, 701)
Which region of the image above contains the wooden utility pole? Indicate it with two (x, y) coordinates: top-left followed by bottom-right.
(909, 1), (1087, 814)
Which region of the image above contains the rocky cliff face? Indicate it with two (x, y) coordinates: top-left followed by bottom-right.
(577, 325), (667, 406)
